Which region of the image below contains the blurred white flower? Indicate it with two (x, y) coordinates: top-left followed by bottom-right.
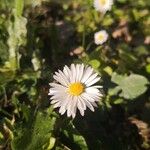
(94, 0), (113, 13)
(49, 64), (102, 118)
(94, 30), (108, 45)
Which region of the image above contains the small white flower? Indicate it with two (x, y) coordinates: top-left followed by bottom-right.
(94, 30), (108, 45)
(49, 64), (102, 118)
(94, 0), (113, 13)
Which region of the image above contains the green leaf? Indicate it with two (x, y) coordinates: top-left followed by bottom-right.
(119, 74), (149, 99)
(0, 132), (4, 140)
(42, 137), (56, 150)
(11, 109), (56, 150)
(20, 104), (30, 121)
(146, 64), (150, 74)
(89, 59), (101, 69)
(73, 133), (88, 150)
(113, 98), (124, 104)
(102, 15), (114, 26)
(0, 70), (15, 85)
(108, 86), (121, 96)
(103, 66), (113, 75)
(6, 16), (27, 70)
(134, 45), (149, 56)
(63, 122), (88, 150)
(111, 73), (149, 99)
(111, 72), (125, 84)
(15, 0), (24, 17)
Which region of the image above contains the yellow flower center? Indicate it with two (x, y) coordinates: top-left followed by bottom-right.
(99, 0), (106, 5)
(98, 34), (104, 41)
(68, 82), (84, 96)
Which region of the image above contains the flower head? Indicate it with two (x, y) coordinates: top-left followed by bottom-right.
(94, 30), (108, 45)
(94, 0), (113, 13)
(49, 64), (102, 118)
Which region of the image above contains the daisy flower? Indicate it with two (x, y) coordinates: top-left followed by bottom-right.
(94, 30), (108, 45)
(49, 64), (102, 118)
(94, 0), (113, 13)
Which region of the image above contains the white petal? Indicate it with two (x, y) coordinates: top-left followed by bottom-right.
(50, 99), (60, 104)
(75, 64), (80, 82)
(49, 83), (66, 88)
(81, 93), (96, 102)
(59, 94), (71, 115)
(84, 91), (102, 102)
(81, 66), (93, 83)
(86, 91), (103, 98)
(70, 64), (76, 82)
(53, 101), (61, 108)
(78, 64), (84, 82)
(86, 77), (101, 87)
(59, 107), (66, 115)
(59, 100), (68, 115)
(72, 105), (77, 118)
(66, 96), (74, 117)
(63, 65), (72, 82)
(79, 96), (86, 110)
(67, 105), (72, 117)
(48, 89), (64, 95)
(91, 85), (103, 89)
(50, 92), (67, 100)
(84, 73), (98, 85)
(85, 87), (100, 94)
(55, 71), (68, 86)
(52, 94), (68, 109)
(91, 101), (98, 107)
(81, 90), (101, 103)
(89, 95), (101, 102)
(48, 89), (55, 95)
(84, 99), (95, 112)
(53, 75), (68, 87)
(63, 66), (71, 81)
(50, 86), (67, 93)
(70, 96), (78, 118)
(77, 100), (84, 116)
(58, 70), (70, 85)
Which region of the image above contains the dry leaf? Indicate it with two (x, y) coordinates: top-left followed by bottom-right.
(112, 20), (132, 42)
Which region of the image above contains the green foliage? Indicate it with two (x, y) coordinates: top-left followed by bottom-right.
(110, 73), (149, 99)
(62, 122), (88, 150)
(0, 0), (150, 149)
(15, 0), (24, 17)
(11, 108), (56, 150)
(89, 59), (101, 69)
